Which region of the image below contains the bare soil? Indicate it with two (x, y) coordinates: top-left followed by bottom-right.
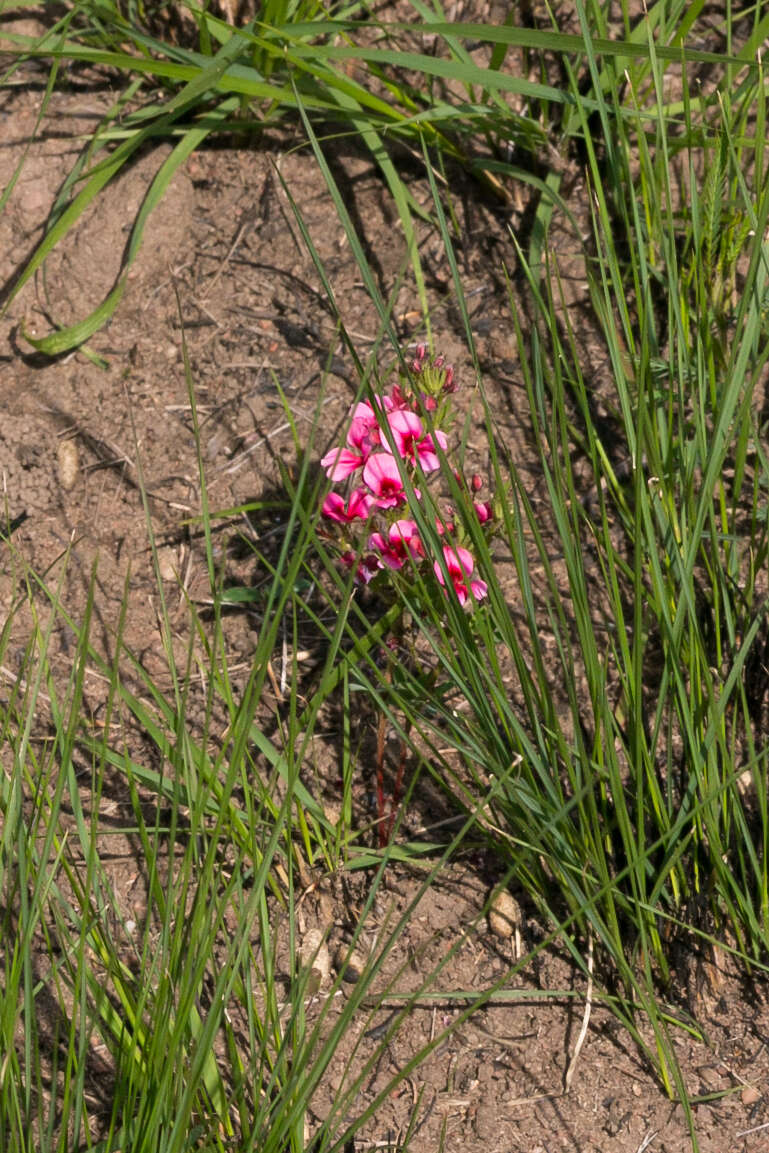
(2, 9), (769, 1152)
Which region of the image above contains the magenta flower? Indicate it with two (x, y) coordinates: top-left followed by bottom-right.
(367, 532), (400, 570)
(320, 446), (364, 481)
(321, 488), (375, 523)
(362, 453), (407, 509)
(322, 398), (396, 480)
(340, 550), (380, 585)
(347, 417), (378, 458)
(347, 399), (391, 459)
(389, 519), (423, 557)
(387, 410), (447, 473)
(352, 397), (393, 422)
(368, 519), (424, 571)
(434, 545), (487, 605)
(350, 399), (381, 422)
(318, 347), (494, 607)
(388, 384), (410, 411)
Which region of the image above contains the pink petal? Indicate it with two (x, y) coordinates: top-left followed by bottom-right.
(350, 400), (377, 422)
(321, 447), (364, 481)
(386, 384), (409, 410)
(348, 487), (375, 519)
(362, 453), (406, 509)
(474, 500), (493, 524)
(434, 546), (485, 605)
(321, 493), (348, 522)
(387, 410), (423, 459)
(415, 428), (447, 472)
(321, 488), (374, 523)
(414, 440), (440, 472)
(347, 417), (376, 455)
(389, 409), (423, 435)
(368, 532), (404, 570)
(389, 519), (423, 558)
(470, 578), (488, 601)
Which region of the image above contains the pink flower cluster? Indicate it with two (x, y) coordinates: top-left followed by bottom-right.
(319, 349), (489, 606)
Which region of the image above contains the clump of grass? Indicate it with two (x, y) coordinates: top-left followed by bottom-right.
(7, 0), (759, 353)
(283, 17), (769, 1141)
(0, 366), (511, 1151)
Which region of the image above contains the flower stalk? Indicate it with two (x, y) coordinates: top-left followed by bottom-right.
(319, 347), (495, 844)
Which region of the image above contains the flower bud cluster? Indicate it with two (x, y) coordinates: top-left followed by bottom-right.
(319, 349), (490, 606)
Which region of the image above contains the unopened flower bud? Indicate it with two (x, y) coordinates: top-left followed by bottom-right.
(412, 344), (428, 373)
(471, 474), (483, 492)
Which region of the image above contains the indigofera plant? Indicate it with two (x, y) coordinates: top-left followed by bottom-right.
(318, 346), (496, 847)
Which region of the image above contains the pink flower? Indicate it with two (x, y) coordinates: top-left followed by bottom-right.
(350, 399), (381, 423)
(434, 545), (487, 605)
(367, 532), (400, 570)
(353, 397), (394, 420)
(340, 550), (379, 585)
(347, 399), (390, 459)
(474, 500), (493, 524)
(321, 488), (375, 523)
(362, 453), (406, 509)
(321, 446), (364, 481)
(323, 397), (402, 480)
(368, 519), (424, 571)
(387, 410), (447, 473)
(389, 519), (423, 557)
(387, 384), (410, 410)
(348, 420), (377, 460)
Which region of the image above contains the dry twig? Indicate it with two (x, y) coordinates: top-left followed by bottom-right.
(563, 928), (594, 1092)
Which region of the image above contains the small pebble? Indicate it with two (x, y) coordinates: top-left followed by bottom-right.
(334, 942), (367, 983)
(156, 547), (177, 582)
(488, 889), (522, 940)
(299, 928), (330, 992)
(57, 438), (79, 491)
(742, 1085), (761, 1106)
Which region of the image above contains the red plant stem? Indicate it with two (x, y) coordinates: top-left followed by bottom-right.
(386, 738), (408, 842)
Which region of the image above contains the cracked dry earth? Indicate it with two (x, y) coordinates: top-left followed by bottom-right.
(3, 18), (769, 1153)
